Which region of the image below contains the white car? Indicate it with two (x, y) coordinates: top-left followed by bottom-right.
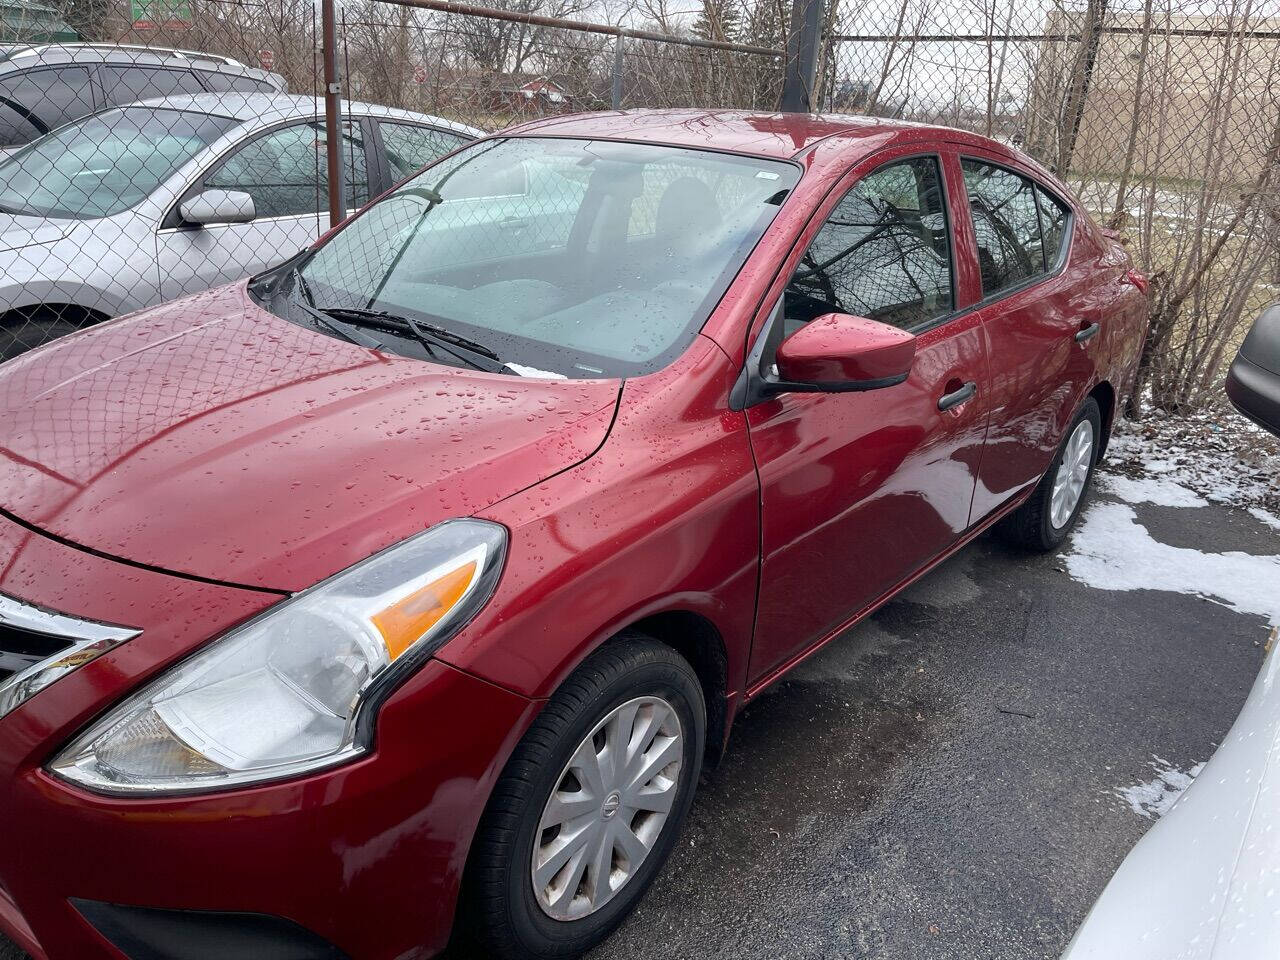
(0, 92), (480, 357)
(1063, 634), (1280, 958)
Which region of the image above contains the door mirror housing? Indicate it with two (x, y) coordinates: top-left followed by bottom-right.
(775, 313), (916, 390)
(180, 189), (256, 227)
(1226, 305), (1280, 436)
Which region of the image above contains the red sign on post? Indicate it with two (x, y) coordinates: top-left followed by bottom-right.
(257, 49), (275, 71)
(413, 65), (428, 84)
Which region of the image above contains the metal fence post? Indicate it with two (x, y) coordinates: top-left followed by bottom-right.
(611, 33), (625, 110)
(780, 0), (822, 112)
(321, 0), (345, 229)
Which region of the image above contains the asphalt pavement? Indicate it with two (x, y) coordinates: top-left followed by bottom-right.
(3, 478), (1274, 960)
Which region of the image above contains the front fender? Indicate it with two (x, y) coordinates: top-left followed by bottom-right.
(0, 218), (156, 316)
(437, 338), (760, 705)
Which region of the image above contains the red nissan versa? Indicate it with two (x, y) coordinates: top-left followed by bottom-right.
(0, 111), (1146, 960)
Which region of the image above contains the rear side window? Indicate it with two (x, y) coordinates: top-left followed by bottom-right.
(0, 66), (95, 130)
(379, 121), (468, 180)
(100, 66), (206, 106)
(198, 71), (278, 94)
(784, 155), (953, 332)
(962, 158), (1062, 297)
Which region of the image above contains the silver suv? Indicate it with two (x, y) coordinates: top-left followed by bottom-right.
(0, 43), (285, 153)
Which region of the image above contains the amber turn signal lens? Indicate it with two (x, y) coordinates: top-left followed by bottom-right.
(372, 561), (477, 660)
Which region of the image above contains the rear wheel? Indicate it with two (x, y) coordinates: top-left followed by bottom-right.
(997, 397), (1101, 551)
(461, 635), (705, 959)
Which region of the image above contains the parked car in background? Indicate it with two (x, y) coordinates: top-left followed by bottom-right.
(1062, 640), (1280, 959)
(0, 43), (285, 156)
(0, 110), (1147, 960)
(1227, 304), (1280, 436)
(0, 1), (79, 46)
(1061, 307), (1280, 960)
(0, 93), (480, 358)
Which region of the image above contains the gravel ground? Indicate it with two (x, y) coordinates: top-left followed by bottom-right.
(4, 416), (1276, 960)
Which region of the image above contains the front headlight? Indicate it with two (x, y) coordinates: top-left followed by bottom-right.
(49, 519), (506, 795)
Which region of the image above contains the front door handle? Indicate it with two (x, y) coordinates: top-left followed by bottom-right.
(1075, 322), (1101, 343)
(938, 381), (977, 411)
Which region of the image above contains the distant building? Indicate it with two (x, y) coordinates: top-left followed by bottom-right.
(0, 0), (79, 44)
(490, 75), (573, 114)
(1025, 8), (1279, 182)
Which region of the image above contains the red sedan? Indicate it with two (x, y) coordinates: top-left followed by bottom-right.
(0, 111), (1146, 960)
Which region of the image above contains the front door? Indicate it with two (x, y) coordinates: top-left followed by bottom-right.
(156, 120), (371, 304)
(746, 150), (991, 686)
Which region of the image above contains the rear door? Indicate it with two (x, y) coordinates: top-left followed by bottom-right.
(745, 147), (991, 686)
(953, 151), (1099, 521)
(157, 119), (372, 301)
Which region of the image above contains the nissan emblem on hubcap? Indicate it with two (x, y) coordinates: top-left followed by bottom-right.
(601, 792), (621, 819)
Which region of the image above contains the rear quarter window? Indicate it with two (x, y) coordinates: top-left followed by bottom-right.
(1036, 185), (1071, 268)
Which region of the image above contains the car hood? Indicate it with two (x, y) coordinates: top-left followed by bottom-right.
(0, 210), (75, 249)
(0, 283), (621, 591)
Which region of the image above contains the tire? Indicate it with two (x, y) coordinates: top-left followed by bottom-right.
(460, 634), (706, 960)
(1, 308), (93, 362)
(997, 396), (1102, 552)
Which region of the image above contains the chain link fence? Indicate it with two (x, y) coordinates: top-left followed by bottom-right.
(0, 0), (784, 362)
(821, 0), (1280, 412)
(0, 0), (1277, 412)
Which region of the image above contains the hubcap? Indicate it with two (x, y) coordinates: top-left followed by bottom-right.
(532, 696), (683, 921)
(1050, 419), (1095, 529)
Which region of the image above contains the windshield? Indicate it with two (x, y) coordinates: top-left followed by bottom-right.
(0, 107), (237, 219)
(294, 137), (799, 378)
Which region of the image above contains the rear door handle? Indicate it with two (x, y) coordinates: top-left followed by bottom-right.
(938, 381), (977, 411)
(1075, 322), (1101, 343)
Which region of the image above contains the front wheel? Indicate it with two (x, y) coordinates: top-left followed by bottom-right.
(997, 397), (1102, 551)
(461, 635), (705, 959)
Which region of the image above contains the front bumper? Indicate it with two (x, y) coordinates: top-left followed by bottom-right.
(0, 514), (537, 960)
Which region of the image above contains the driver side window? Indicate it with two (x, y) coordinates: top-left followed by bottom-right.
(205, 121), (369, 219)
(783, 156), (953, 337)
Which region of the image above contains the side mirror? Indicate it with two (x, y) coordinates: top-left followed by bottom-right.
(1226, 304), (1280, 436)
(180, 189), (256, 227)
(775, 313), (916, 392)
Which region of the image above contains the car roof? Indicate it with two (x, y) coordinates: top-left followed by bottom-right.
(0, 42), (251, 73)
(502, 108), (1004, 162)
(125, 92), (484, 138)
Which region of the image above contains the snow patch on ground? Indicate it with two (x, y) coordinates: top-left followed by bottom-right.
(1064, 502), (1280, 628)
(1248, 506), (1280, 532)
(1105, 412), (1280, 513)
(1116, 756), (1206, 819)
(1099, 473), (1209, 508)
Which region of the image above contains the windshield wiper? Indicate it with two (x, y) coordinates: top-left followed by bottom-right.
(281, 269), (381, 349)
(317, 306), (507, 373)
(294, 300), (383, 350)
